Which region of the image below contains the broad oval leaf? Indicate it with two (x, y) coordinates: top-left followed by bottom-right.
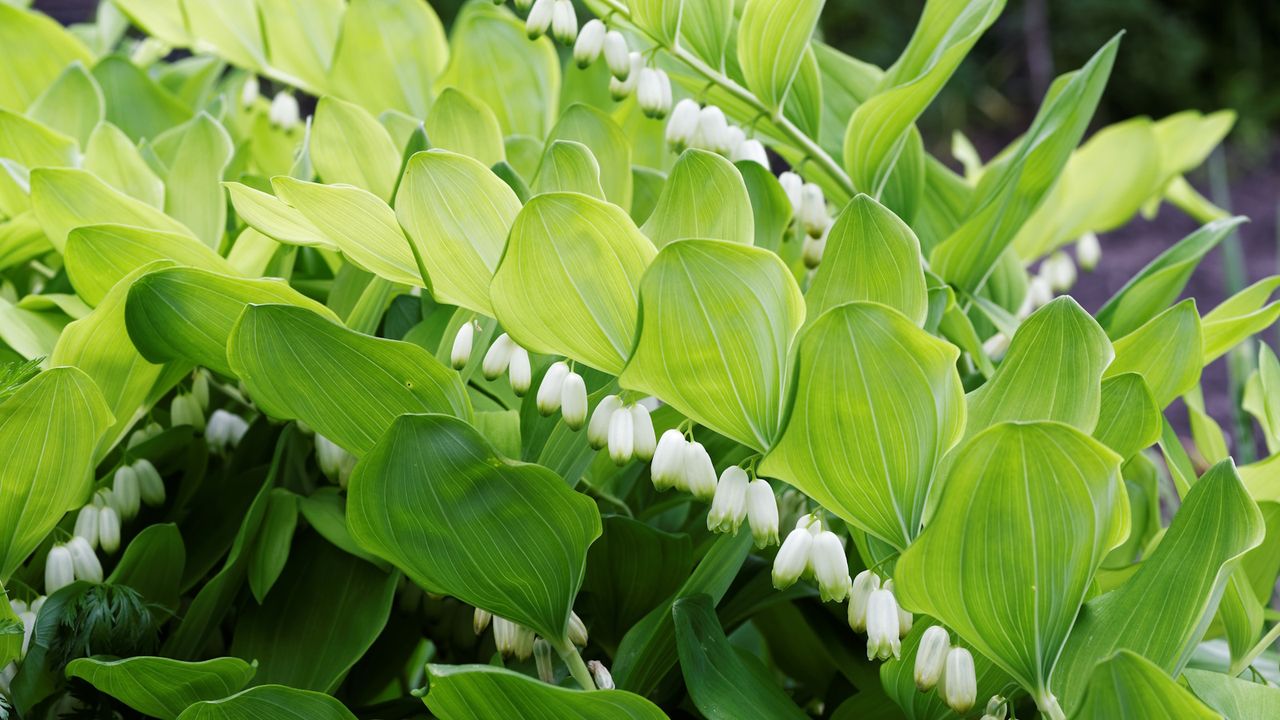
(737, 0), (826, 112)
(1104, 298), (1202, 408)
(30, 167), (196, 252)
(620, 239), (805, 452)
(83, 122), (165, 209)
(424, 87), (506, 167)
(806, 193), (928, 325)
(176, 684), (357, 720)
(424, 664), (666, 719)
(760, 302), (964, 549)
(347, 414), (601, 643)
(737, 161), (792, 251)
(1184, 669), (1280, 720)
(491, 192), (656, 374)
(629, 0), (684, 46)
(164, 113), (234, 248)
(311, 96), (402, 202)
(1070, 651), (1218, 719)
(1201, 276), (1280, 365)
(531, 140), (606, 200)
(65, 656), (255, 720)
(326, 0), (446, 117)
(640, 149), (754, 248)
(895, 421), (1125, 710)
(227, 304), (470, 455)
(224, 182), (332, 249)
(1093, 373), (1162, 460)
(66, 223), (235, 307)
(548, 104), (632, 211)
(395, 150), (521, 316)
(680, 0), (732, 69)
(0, 3), (92, 111)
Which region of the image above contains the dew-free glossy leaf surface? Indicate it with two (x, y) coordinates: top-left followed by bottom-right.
(311, 96), (402, 202)
(737, 0), (826, 112)
(1105, 299), (1202, 408)
(1092, 373), (1162, 460)
(424, 664), (667, 720)
(66, 223), (235, 307)
(641, 150), (753, 248)
(65, 656), (256, 720)
(424, 88), (506, 168)
(176, 684), (357, 720)
(1069, 651), (1218, 720)
(30, 167), (195, 252)
(1184, 669), (1280, 720)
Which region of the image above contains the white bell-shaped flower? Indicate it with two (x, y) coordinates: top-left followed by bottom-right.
(799, 182), (829, 238)
(574, 19), (606, 67)
(534, 638), (556, 683)
(482, 333), (516, 381)
(537, 361), (571, 415)
(914, 625), (950, 691)
(630, 404), (656, 460)
(268, 92), (300, 129)
(1076, 231), (1101, 271)
(19, 610), (36, 657)
(802, 233), (827, 269)
(682, 441), (717, 500)
(734, 139), (770, 170)
(588, 660), (615, 690)
(473, 608), (492, 634)
(811, 531), (852, 602)
(607, 406), (634, 465)
(1023, 275), (1053, 314)
(170, 393), (205, 431)
(693, 106), (731, 154)
(560, 372), (588, 430)
(1040, 250), (1077, 292)
(847, 569), (881, 632)
(67, 537), (103, 583)
(508, 347), (532, 395)
(941, 646), (977, 713)
(603, 31), (630, 79)
(883, 579), (913, 636)
(74, 506), (99, 550)
(450, 321), (475, 370)
(723, 125), (746, 159)
(650, 429), (687, 490)
(779, 171), (804, 214)
(745, 478), (779, 547)
(98, 506), (121, 554)
(982, 695), (1009, 720)
(637, 68), (672, 119)
(609, 52), (643, 100)
(982, 332), (1011, 361)
(568, 610), (589, 647)
(45, 545), (75, 593)
(241, 75), (260, 106)
(550, 0), (578, 44)
(493, 617), (536, 660)
(588, 394), (621, 450)
(665, 98), (700, 150)
(706, 466), (749, 534)
(866, 588), (902, 660)
(192, 370), (210, 411)
(113, 464), (141, 521)
(127, 421), (163, 449)
(525, 0), (554, 39)
(205, 410), (249, 455)
(772, 524), (813, 590)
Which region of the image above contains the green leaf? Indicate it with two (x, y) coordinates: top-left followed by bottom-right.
(30, 167), (196, 252)
(126, 266), (338, 377)
(1201, 276), (1280, 364)
(273, 177), (420, 286)
(0, 3), (92, 112)
(0, 109), (78, 216)
(1095, 217), (1242, 338)
(581, 516), (692, 652)
(760, 302), (963, 549)
(532, 140), (606, 199)
(164, 112), (234, 248)
(28, 62), (103, 148)
(1104, 299), (1202, 408)
(1184, 669), (1280, 720)
(967, 297), (1112, 434)
(1152, 110), (1236, 188)
(228, 304), (470, 455)
(880, 618), (1014, 720)
(1069, 651), (1218, 719)
(737, 0), (826, 112)
(180, 0), (267, 71)
(112, 0), (190, 46)
(394, 149), (521, 316)
(629, 0), (684, 46)
(231, 533), (395, 692)
(90, 55), (192, 142)
(311, 96), (402, 203)
(107, 522), (186, 610)
(177, 684), (358, 720)
(327, 0), (447, 117)
(223, 182), (332, 250)
(65, 656), (256, 720)
(783, 46), (824, 140)
(640, 149), (753, 248)
(1093, 373), (1162, 460)
(1052, 459), (1263, 712)
(492, 192), (655, 374)
(0, 367), (111, 578)
(424, 87), (506, 168)
(843, 0), (1003, 200)
(680, 0), (732, 69)
(672, 594), (808, 720)
(548, 104), (632, 210)
(347, 414), (600, 644)
(931, 35), (1118, 291)
(256, 0), (343, 93)
(246, 489), (298, 604)
(83, 122), (166, 209)
(806, 194), (928, 325)
(423, 664), (667, 719)
(65, 224), (235, 307)
(737, 161), (792, 252)
(895, 421), (1125, 711)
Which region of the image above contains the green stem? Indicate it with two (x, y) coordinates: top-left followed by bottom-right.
(1230, 620), (1280, 676)
(595, 0), (856, 199)
(554, 639), (596, 691)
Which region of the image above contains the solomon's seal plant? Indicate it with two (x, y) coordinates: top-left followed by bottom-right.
(0, 0), (1275, 718)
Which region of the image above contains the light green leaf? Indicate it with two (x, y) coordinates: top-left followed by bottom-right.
(0, 3), (92, 112)
(843, 0), (1003, 200)
(125, 266), (337, 377)
(394, 149), (521, 315)
(641, 149), (753, 248)
(895, 421), (1125, 711)
(491, 192), (655, 374)
(629, 0), (684, 46)
(423, 664), (666, 720)
(1070, 651), (1218, 720)
(1256, 344), (1280, 451)
(91, 56), (192, 142)
(1184, 669), (1280, 720)
(83, 122), (166, 209)
(621, 239), (805, 451)
(1052, 459), (1264, 712)
(177, 685), (358, 720)
(737, 0), (826, 111)
(1104, 299), (1202, 408)
(680, 0), (732, 69)
(0, 367), (111, 579)
(30, 167), (196, 252)
(783, 46), (824, 139)
(931, 36), (1118, 291)
(65, 656), (255, 720)
(273, 177), (420, 286)
(327, 0), (447, 117)
(228, 304), (470, 455)
(1201, 276), (1280, 364)
(806, 193), (928, 325)
(27, 62), (103, 148)
(737, 161), (792, 252)
(967, 297), (1112, 434)
(548, 104), (632, 210)
(256, 0), (343, 92)
(0, 109), (78, 216)
(347, 413), (601, 644)
(110, 0), (190, 46)
(531, 140), (606, 200)
(223, 182), (332, 250)
(66, 224), (235, 307)
(760, 302), (963, 548)
(1152, 110), (1236, 188)
(179, 0), (266, 71)
(424, 87), (506, 168)
(107, 522), (186, 610)
(311, 96), (402, 202)
(1092, 373), (1162, 460)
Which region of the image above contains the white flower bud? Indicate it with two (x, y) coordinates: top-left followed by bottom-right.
(588, 660), (615, 690)
(67, 537), (102, 583)
(473, 608), (492, 635)
(882, 579), (912, 636)
(1020, 275), (1053, 317)
(983, 695), (1009, 720)
(8, 599), (25, 614)
(192, 369), (210, 411)
(630, 404), (656, 461)
(537, 361), (571, 415)
(609, 52), (643, 100)
(608, 405), (634, 465)
(587, 395), (621, 450)
(772, 526), (813, 590)
(205, 410), (250, 455)
(574, 19), (606, 67)
(733, 139), (770, 170)
(779, 171), (804, 213)
(134, 458), (166, 507)
(637, 68), (672, 119)
(866, 588), (902, 660)
(603, 31), (630, 79)
(914, 625), (950, 690)
(19, 610), (36, 656)
(316, 434), (356, 487)
(693, 106), (730, 154)
(650, 429), (686, 490)
(113, 465), (141, 521)
(745, 479), (779, 547)
(268, 92), (300, 129)
(493, 617), (535, 660)
(982, 332), (1011, 361)
(802, 234), (827, 269)
(74, 506), (99, 550)
(170, 393), (205, 431)
(1076, 231), (1101, 271)
(241, 75), (259, 106)
(45, 545), (75, 593)
(98, 506), (121, 554)
(811, 531), (851, 602)
(682, 441), (717, 500)
(482, 333), (516, 381)
(665, 99), (701, 150)
(799, 183), (829, 238)
(127, 421), (163, 449)
(707, 466), (749, 534)
(525, 0), (554, 39)
(568, 611), (588, 647)
(847, 569), (881, 632)
(560, 372), (588, 430)
(1041, 250), (1077, 292)
(534, 638), (556, 682)
(508, 347), (532, 396)
(450, 321), (476, 370)
(550, 0), (578, 45)
(723, 126), (746, 159)
(941, 647), (977, 713)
